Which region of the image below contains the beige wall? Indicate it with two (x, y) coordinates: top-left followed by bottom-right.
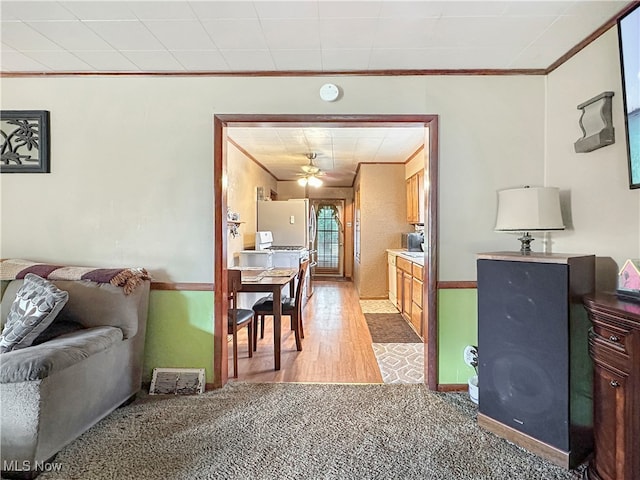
(227, 142), (277, 266)
(0, 74), (545, 282)
(545, 27), (640, 290)
(355, 164), (406, 298)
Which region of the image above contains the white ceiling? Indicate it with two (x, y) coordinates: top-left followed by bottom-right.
(228, 126), (427, 186)
(0, 1), (630, 73)
(1, 0), (631, 187)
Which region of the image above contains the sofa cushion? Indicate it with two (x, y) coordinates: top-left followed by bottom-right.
(0, 326), (123, 383)
(32, 317), (84, 345)
(0, 274), (69, 353)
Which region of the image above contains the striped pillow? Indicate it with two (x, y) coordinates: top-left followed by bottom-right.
(0, 274), (69, 353)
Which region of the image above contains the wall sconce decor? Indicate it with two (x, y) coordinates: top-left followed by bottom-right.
(227, 208), (243, 238)
(574, 92), (615, 153)
(1, 110), (50, 173)
(494, 186), (565, 254)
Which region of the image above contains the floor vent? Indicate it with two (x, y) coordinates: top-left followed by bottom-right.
(149, 368), (205, 395)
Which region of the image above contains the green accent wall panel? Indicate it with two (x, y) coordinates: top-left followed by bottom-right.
(143, 290), (214, 383)
(438, 289), (478, 384)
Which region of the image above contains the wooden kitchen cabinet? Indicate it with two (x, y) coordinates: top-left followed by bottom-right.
(584, 293), (640, 480)
(387, 252), (397, 305)
(411, 276), (423, 335)
(396, 268), (403, 311)
(395, 255), (423, 338)
(411, 263), (423, 335)
(406, 170), (424, 224)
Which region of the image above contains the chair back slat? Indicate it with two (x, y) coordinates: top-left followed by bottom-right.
(295, 260), (310, 307)
(228, 269), (241, 317)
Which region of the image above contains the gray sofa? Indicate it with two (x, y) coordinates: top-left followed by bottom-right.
(0, 278), (150, 478)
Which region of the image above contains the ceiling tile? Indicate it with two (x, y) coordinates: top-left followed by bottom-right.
(201, 18), (268, 50)
(1, 1), (77, 21)
(25, 21), (114, 51)
(188, 1), (258, 20)
(24, 50), (94, 70)
(261, 19), (321, 49)
(121, 50), (185, 71)
(373, 17), (438, 48)
(71, 50), (139, 71)
(320, 18), (378, 49)
(143, 20), (216, 50)
(61, 1), (138, 21)
(439, 1), (508, 17)
(170, 50), (228, 70)
(254, 1), (319, 19)
(378, 1), (445, 18)
(321, 48), (371, 70)
(1, 21), (66, 51)
(84, 20), (166, 50)
(501, 1), (574, 16)
(219, 49), (276, 71)
(271, 49), (322, 70)
(127, 1), (196, 20)
(429, 16), (555, 49)
(318, 1), (382, 18)
(0, 47), (51, 71)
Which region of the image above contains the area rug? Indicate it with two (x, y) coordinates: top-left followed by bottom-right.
(364, 313), (422, 343)
(359, 299), (399, 313)
(33, 383), (586, 480)
(372, 342), (424, 384)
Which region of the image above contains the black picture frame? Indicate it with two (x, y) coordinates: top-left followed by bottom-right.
(0, 110), (50, 173)
(617, 4), (640, 189)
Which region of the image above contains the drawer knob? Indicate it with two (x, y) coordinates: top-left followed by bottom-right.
(610, 380), (620, 388)
(609, 335), (619, 342)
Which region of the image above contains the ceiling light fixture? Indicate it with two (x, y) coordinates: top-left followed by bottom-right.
(298, 153), (324, 187)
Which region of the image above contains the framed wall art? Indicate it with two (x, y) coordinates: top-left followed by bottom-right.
(1, 110), (50, 173)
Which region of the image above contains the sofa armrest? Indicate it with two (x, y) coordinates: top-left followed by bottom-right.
(0, 327), (123, 383)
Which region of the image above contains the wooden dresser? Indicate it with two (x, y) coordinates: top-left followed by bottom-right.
(584, 293), (640, 480)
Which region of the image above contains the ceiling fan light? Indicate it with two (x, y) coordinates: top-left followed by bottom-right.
(298, 177), (308, 186)
(308, 175), (323, 187)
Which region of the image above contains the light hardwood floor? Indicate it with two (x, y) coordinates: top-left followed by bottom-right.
(228, 279), (384, 384)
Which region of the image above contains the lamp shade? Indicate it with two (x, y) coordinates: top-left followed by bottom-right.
(495, 187), (565, 232)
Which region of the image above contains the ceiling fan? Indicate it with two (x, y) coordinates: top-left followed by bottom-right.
(297, 153), (325, 187)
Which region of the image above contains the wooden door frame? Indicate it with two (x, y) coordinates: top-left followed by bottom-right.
(213, 114), (439, 389)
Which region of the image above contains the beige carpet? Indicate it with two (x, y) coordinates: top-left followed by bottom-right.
(29, 383), (586, 480)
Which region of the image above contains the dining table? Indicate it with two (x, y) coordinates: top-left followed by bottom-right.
(233, 267), (298, 371)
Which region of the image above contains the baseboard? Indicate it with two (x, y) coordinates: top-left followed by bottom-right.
(436, 383), (467, 392)
(478, 413), (570, 469)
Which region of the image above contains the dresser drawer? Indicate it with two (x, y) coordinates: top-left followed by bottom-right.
(589, 329), (629, 373)
(592, 322), (628, 353)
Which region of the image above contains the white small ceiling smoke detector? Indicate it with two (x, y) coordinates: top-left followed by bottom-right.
(319, 83), (340, 102)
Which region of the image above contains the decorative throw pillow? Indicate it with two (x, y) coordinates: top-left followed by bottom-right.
(0, 273), (69, 353)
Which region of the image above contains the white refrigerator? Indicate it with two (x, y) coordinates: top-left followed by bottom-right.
(257, 199), (315, 247)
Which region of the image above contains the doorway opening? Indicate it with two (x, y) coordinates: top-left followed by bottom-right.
(213, 114), (439, 390)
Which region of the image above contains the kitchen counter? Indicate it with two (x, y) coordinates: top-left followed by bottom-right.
(387, 249), (424, 267)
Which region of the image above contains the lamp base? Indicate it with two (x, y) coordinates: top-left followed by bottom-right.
(518, 232), (534, 254)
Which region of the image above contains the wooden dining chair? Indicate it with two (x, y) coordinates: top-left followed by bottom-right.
(252, 259), (309, 352)
(227, 269), (255, 378)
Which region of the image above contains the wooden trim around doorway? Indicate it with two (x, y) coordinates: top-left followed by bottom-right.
(214, 114), (439, 391)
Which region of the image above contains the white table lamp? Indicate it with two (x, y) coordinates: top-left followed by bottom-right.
(495, 186), (565, 254)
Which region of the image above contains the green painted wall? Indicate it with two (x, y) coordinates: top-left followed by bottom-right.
(143, 290), (215, 383)
(141, 287), (478, 387)
(438, 289), (478, 385)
